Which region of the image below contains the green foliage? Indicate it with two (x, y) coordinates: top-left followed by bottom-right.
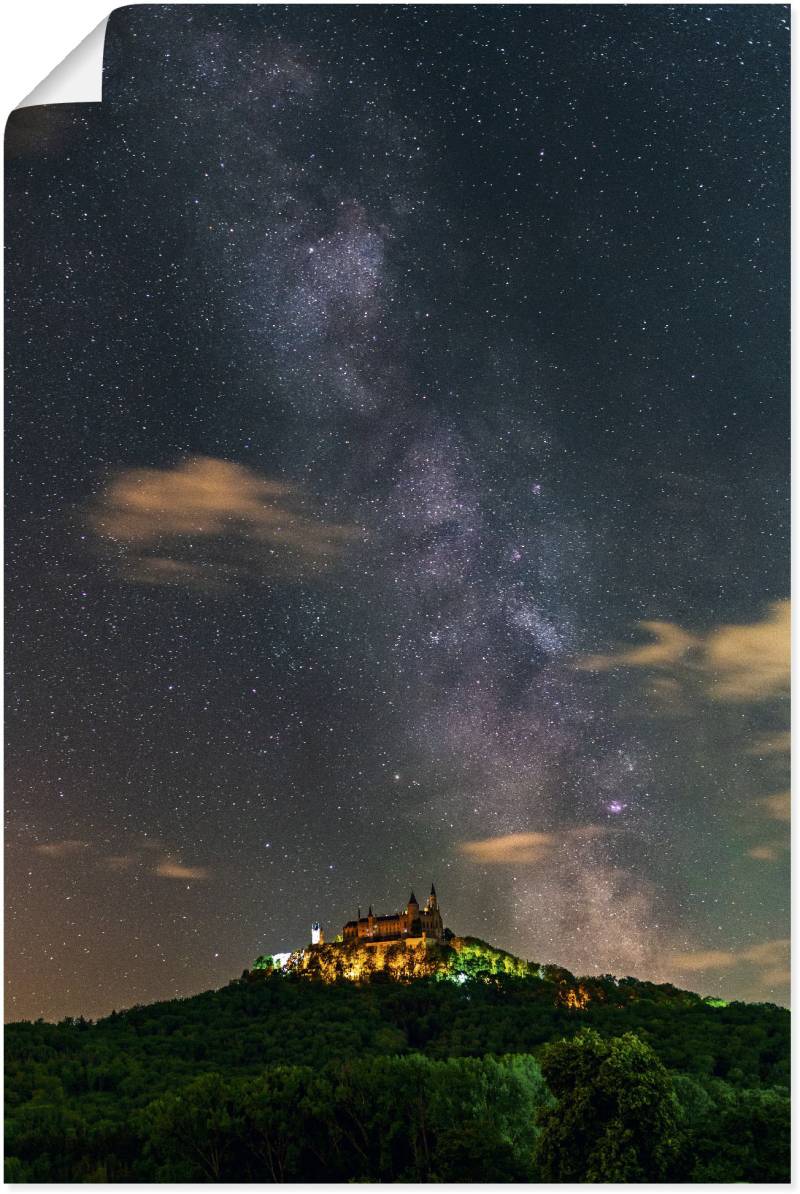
(439, 936), (541, 981)
(672, 1075), (791, 1182)
(237, 1065), (329, 1181)
(140, 1072), (242, 1181)
(4, 966), (790, 1182)
(536, 1028), (682, 1181)
(323, 1053), (548, 1181)
(273, 934), (543, 984)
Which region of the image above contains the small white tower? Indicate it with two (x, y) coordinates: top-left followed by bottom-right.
(311, 921), (325, 945)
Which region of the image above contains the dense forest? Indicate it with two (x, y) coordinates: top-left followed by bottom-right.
(5, 944), (790, 1182)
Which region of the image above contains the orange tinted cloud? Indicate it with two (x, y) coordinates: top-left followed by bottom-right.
(746, 843), (784, 862)
(35, 839), (89, 859)
(459, 825), (611, 865)
(576, 601), (789, 705)
(154, 858), (211, 881)
(91, 456), (361, 587)
(34, 835), (210, 881)
(748, 731), (791, 757)
(670, 948), (734, 972)
(577, 620), (698, 672)
(459, 831), (555, 864)
(704, 602), (789, 702)
(669, 938), (789, 990)
(760, 791), (790, 822)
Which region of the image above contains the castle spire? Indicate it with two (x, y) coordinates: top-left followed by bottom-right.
(342, 884), (444, 945)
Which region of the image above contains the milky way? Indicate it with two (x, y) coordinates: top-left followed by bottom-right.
(6, 5), (789, 1020)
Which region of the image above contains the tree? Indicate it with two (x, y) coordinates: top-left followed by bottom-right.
(673, 1078), (790, 1182)
(536, 1028), (682, 1181)
(239, 1066), (330, 1182)
(140, 1072), (242, 1181)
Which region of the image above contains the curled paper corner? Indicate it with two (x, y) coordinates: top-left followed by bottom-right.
(16, 17), (109, 108)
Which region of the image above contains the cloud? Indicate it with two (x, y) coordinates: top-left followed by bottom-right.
(747, 731), (791, 758)
(155, 858), (211, 881)
(704, 602), (790, 702)
(459, 825), (611, 865)
(739, 939), (791, 987)
(669, 938), (789, 993)
(578, 620), (698, 672)
(35, 839), (90, 859)
(667, 948), (733, 972)
(744, 790), (789, 862)
(34, 834), (210, 881)
(746, 842), (786, 862)
(90, 456), (361, 588)
(459, 831), (555, 864)
(576, 601), (789, 706)
(760, 791), (790, 822)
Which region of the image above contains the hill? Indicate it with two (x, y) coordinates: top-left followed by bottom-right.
(254, 933), (728, 1009)
(5, 943), (790, 1182)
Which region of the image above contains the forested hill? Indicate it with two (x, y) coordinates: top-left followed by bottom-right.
(253, 933), (735, 1008)
(6, 952), (790, 1183)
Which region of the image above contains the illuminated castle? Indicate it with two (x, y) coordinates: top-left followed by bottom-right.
(341, 885), (444, 945)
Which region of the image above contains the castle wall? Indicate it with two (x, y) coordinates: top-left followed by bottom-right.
(342, 890), (444, 944)
(361, 935), (427, 949)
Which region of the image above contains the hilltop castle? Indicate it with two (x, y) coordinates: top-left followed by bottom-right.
(339, 885), (445, 945)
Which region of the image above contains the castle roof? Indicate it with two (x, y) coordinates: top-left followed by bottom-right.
(342, 886), (440, 933)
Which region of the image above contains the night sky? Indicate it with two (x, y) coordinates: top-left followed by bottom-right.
(6, 4), (789, 1021)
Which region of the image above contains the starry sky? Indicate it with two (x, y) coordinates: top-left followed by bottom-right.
(6, 4), (789, 1021)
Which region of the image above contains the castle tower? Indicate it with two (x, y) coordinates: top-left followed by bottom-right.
(311, 921), (324, 945)
(342, 884), (443, 944)
(406, 890), (419, 935)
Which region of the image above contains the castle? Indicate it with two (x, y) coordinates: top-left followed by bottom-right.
(339, 885), (444, 945)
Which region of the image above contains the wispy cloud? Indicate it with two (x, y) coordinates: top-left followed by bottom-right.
(746, 842), (787, 863)
(155, 858), (211, 881)
(743, 791), (790, 863)
(669, 938), (789, 993)
(747, 731), (791, 758)
(577, 601), (789, 705)
(704, 603), (790, 702)
(34, 835), (211, 882)
(459, 831), (555, 864)
(459, 825), (610, 865)
(760, 791), (791, 823)
(35, 839), (90, 859)
(90, 456), (361, 589)
(578, 620), (698, 672)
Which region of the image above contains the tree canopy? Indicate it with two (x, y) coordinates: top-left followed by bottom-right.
(5, 963), (789, 1182)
